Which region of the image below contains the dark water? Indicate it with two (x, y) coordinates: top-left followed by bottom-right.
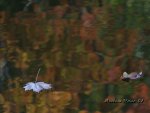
(0, 0), (149, 113)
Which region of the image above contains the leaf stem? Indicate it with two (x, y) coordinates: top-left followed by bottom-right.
(35, 68), (41, 82)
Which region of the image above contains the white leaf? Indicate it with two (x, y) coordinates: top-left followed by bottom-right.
(23, 82), (52, 93)
(121, 71), (144, 81)
(36, 82), (52, 89)
(129, 72), (143, 79)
